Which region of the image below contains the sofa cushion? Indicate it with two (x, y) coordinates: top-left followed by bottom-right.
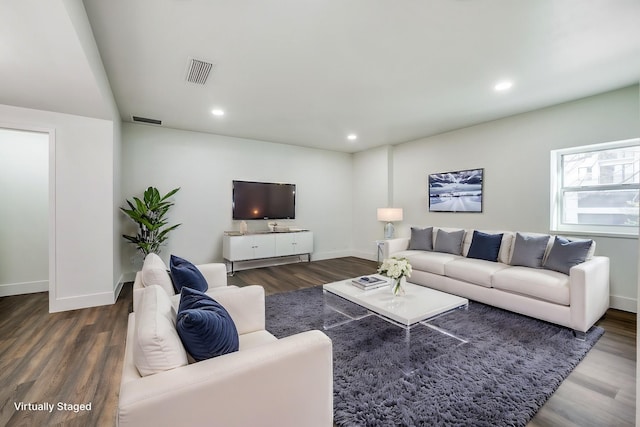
(408, 227), (433, 251)
(170, 255), (209, 293)
(467, 231), (503, 262)
(434, 229), (465, 255)
(392, 249), (426, 260)
(141, 253), (175, 296)
(543, 236), (593, 275)
(133, 285), (188, 377)
(405, 251), (462, 276)
(492, 266), (570, 305)
(176, 287), (239, 362)
(510, 233), (550, 268)
(444, 258), (510, 288)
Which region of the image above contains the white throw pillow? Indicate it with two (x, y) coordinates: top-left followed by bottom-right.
(141, 253), (175, 296)
(133, 285), (188, 376)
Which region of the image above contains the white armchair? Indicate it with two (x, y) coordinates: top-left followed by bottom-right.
(118, 284), (334, 427)
(132, 253), (230, 312)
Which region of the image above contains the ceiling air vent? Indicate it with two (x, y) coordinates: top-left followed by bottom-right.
(186, 58), (214, 85)
(132, 116), (162, 126)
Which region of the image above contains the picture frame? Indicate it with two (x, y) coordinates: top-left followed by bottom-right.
(428, 168), (484, 213)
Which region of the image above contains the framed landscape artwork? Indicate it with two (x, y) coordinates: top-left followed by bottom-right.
(428, 168), (484, 213)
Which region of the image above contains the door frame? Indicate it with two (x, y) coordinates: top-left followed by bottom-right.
(0, 123), (56, 304)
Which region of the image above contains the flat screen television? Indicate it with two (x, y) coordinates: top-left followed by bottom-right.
(232, 180), (296, 220)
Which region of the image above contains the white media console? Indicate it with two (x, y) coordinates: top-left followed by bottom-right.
(222, 230), (313, 273)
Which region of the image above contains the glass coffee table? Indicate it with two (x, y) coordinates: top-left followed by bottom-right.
(323, 277), (469, 375)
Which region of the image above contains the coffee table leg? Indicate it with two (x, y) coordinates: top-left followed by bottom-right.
(400, 326), (414, 376)
(323, 290), (372, 330)
(420, 303), (469, 344)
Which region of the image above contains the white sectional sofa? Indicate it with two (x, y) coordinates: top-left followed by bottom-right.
(119, 255), (334, 426)
(386, 227), (610, 337)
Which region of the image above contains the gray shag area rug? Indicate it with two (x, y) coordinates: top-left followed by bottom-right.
(265, 285), (604, 427)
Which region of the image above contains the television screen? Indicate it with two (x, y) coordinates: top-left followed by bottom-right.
(232, 180), (296, 220)
(428, 168), (483, 212)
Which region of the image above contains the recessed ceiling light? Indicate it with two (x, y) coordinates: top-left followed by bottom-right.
(211, 109), (225, 116)
(494, 81), (513, 92)
(347, 134), (358, 141)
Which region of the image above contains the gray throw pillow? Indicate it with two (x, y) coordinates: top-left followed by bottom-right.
(510, 233), (550, 268)
(543, 236), (593, 275)
(408, 227), (433, 251)
(434, 229), (465, 255)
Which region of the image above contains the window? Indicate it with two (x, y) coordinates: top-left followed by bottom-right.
(578, 166), (592, 181)
(551, 138), (640, 236)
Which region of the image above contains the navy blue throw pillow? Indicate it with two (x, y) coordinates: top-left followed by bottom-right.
(467, 231), (503, 262)
(170, 255), (208, 293)
(176, 287), (239, 361)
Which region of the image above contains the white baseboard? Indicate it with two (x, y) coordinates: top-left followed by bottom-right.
(0, 280), (48, 297)
(121, 271), (136, 283)
(351, 250), (377, 262)
(312, 249), (354, 261)
(49, 291), (115, 313)
(113, 274), (125, 302)
(609, 295), (637, 313)
(47, 275), (131, 313)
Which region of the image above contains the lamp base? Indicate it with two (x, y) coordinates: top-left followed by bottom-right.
(384, 222), (395, 239)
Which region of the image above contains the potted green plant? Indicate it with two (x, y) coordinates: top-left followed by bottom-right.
(121, 186), (181, 256)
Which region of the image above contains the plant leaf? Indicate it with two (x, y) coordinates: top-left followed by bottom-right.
(121, 186), (181, 255)
(160, 187), (181, 201)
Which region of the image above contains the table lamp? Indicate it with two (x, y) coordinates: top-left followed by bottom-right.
(377, 208), (403, 239)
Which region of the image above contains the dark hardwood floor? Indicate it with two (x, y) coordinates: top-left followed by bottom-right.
(0, 280), (131, 427)
(0, 257), (635, 426)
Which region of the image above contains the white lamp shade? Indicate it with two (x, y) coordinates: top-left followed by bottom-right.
(377, 208), (403, 222)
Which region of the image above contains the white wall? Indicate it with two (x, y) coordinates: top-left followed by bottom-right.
(0, 128), (49, 296)
(112, 119), (123, 292)
(0, 104), (118, 312)
(62, 0), (124, 296)
(0, 0), (122, 310)
(352, 145), (392, 259)
(120, 123), (354, 272)
(378, 85), (638, 312)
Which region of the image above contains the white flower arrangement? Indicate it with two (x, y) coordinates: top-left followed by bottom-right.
(378, 257), (412, 280)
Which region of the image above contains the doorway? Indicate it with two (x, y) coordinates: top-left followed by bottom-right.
(0, 127), (49, 296)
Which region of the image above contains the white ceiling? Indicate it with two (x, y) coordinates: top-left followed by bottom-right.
(3, 1), (639, 153)
(0, 0), (114, 120)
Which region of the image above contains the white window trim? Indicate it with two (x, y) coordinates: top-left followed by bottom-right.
(550, 138), (640, 238)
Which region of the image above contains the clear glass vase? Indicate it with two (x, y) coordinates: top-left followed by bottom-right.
(391, 276), (406, 296)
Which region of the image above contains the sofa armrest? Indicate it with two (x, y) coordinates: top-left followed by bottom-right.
(569, 256), (610, 332)
(118, 330), (333, 427)
(196, 263), (228, 288)
(386, 237), (410, 257)
(211, 285), (265, 334)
